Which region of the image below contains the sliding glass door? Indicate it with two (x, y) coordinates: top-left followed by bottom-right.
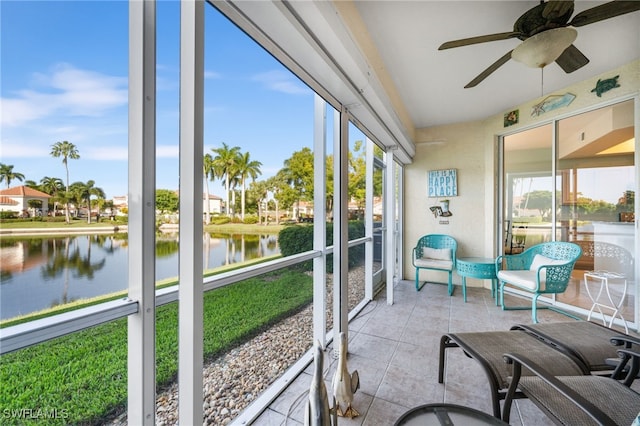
(501, 99), (636, 330)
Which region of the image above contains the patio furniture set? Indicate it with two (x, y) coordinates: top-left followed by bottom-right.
(412, 234), (640, 425)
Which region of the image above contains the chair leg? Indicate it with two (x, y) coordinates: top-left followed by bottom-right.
(492, 278), (498, 305)
(415, 268), (421, 291)
(532, 294), (540, 323)
(500, 283), (531, 312)
(461, 276), (467, 302)
(448, 271), (454, 296)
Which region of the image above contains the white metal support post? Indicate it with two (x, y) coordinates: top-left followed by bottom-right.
(313, 94), (327, 347)
(128, 0), (157, 423)
(634, 95), (639, 331)
(179, 0), (205, 423)
(333, 107), (349, 344)
(385, 155), (396, 305)
(364, 138), (374, 301)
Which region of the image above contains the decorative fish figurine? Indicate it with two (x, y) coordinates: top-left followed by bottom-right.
(332, 332), (360, 418)
(305, 340), (337, 426)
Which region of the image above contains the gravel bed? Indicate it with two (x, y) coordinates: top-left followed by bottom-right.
(108, 265), (366, 425)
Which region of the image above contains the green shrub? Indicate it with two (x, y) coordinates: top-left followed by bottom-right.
(278, 221), (365, 272)
(212, 216), (231, 225)
(243, 215), (259, 224)
(0, 211), (17, 220)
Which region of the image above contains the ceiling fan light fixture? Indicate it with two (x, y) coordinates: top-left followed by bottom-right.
(511, 27), (577, 68)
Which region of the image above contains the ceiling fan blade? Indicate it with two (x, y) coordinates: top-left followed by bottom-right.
(569, 0), (640, 27)
(464, 50), (513, 88)
(543, 0), (574, 20)
(555, 44), (589, 73)
(439, 32), (522, 50)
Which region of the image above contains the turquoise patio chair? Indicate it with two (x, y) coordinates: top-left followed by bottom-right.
(496, 241), (582, 323)
(412, 234), (457, 293)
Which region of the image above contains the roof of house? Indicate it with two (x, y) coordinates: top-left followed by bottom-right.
(0, 196), (19, 205)
(0, 185), (51, 198)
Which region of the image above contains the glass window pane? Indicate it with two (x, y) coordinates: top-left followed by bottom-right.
(556, 100), (635, 322)
(502, 124), (553, 255)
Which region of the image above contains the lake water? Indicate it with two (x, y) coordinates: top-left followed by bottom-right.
(0, 232), (280, 320)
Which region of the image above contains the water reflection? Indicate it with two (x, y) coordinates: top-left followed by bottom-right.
(0, 232), (279, 320)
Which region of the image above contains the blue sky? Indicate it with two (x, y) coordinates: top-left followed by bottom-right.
(1, 0), (316, 199)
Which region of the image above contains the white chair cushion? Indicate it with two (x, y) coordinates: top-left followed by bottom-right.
(529, 254), (567, 281)
(414, 258), (453, 271)
(422, 247), (452, 261)
(497, 270), (541, 290)
(530, 254), (566, 271)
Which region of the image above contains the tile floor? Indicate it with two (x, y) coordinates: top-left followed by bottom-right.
(253, 279), (636, 425)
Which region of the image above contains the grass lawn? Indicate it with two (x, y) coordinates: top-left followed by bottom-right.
(0, 269), (312, 425)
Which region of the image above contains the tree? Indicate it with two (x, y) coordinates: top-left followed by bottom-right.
(50, 141), (80, 224)
(247, 180), (269, 224)
(519, 190), (552, 220)
(40, 177), (65, 215)
(0, 163), (25, 188)
(156, 189), (179, 214)
(203, 153), (214, 224)
(235, 151), (262, 220)
(280, 147), (314, 219)
(70, 180), (105, 223)
(348, 140), (367, 212)
(211, 143), (241, 217)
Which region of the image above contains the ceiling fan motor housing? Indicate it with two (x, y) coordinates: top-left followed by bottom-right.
(513, 2), (575, 39)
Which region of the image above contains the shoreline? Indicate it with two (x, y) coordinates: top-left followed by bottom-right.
(0, 225), (128, 236)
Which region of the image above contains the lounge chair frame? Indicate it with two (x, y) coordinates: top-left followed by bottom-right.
(502, 335), (640, 425)
(438, 329), (587, 418)
(511, 321), (631, 375)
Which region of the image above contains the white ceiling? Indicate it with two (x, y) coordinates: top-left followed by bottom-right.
(221, 0), (639, 161)
(350, 1), (640, 129)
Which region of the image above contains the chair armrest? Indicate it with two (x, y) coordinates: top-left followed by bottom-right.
(609, 336), (640, 386)
(502, 352), (616, 425)
(610, 335), (640, 347)
(495, 255), (504, 274)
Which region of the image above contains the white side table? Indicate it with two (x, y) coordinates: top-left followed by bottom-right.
(584, 270), (628, 333)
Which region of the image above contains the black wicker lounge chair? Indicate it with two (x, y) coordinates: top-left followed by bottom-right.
(502, 335), (640, 425)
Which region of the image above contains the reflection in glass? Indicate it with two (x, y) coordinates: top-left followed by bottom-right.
(555, 100), (635, 320)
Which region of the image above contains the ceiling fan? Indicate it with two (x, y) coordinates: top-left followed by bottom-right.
(439, 0), (640, 88)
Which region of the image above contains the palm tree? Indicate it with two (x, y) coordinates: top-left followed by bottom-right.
(211, 143), (241, 217)
(70, 180), (105, 224)
(40, 176), (65, 215)
(235, 152), (262, 220)
(0, 163), (25, 188)
(203, 153), (214, 224)
(50, 141), (80, 224)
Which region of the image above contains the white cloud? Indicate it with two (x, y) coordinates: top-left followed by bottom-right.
(85, 146), (128, 161)
(0, 142), (50, 158)
(251, 70), (308, 95)
(2, 63), (127, 127)
(205, 70), (222, 79)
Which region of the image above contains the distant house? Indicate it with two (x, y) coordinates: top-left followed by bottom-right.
(0, 186), (51, 217)
(110, 192), (224, 216)
(203, 193), (224, 215)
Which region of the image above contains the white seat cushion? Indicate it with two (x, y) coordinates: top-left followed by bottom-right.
(422, 247), (452, 261)
(414, 258), (453, 271)
(497, 270), (541, 290)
